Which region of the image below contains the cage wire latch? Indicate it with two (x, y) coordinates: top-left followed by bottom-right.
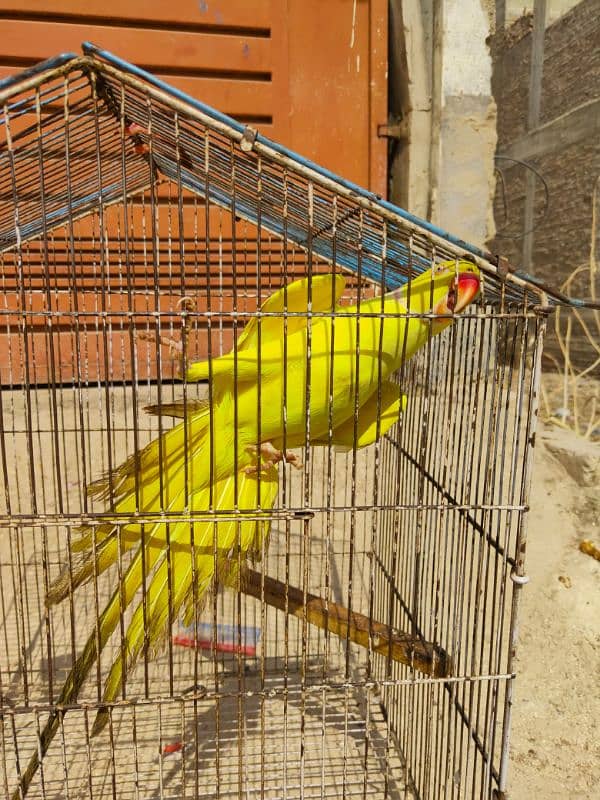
(240, 125), (258, 152)
(509, 571), (530, 586)
(293, 510), (315, 520)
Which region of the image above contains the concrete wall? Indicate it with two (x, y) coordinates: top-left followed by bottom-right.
(437, 0), (497, 247)
(388, 0), (497, 249)
(490, 0), (600, 278)
(388, 0), (433, 219)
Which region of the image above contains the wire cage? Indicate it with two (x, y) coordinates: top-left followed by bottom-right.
(0, 46), (551, 800)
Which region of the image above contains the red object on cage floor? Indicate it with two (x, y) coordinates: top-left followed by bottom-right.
(173, 623), (260, 656)
(162, 742), (183, 756)
(172, 634), (257, 657)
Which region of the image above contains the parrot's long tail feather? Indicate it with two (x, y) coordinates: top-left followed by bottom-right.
(86, 406), (210, 503)
(92, 468), (278, 735)
(45, 524), (118, 605)
(144, 398), (208, 418)
(12, 573), (129, 800)
(46, 406), (214, 607)
(15, 402), (278, 797)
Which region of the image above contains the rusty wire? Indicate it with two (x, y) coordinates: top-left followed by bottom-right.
(0, 52), (547, 799)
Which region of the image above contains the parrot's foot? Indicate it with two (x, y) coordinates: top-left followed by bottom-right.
(137, 329), (183, 358)
(137, 297), (196, 365)
(245, 442), (303, 474)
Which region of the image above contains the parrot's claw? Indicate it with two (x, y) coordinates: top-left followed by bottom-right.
(283, 451), (303, 469)
(244, 443), (303, 474)
(137, 329), (183, 358)
(137, 297), (196, 368)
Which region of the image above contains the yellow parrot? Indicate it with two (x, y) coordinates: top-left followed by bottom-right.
(13, 259), (480, 798)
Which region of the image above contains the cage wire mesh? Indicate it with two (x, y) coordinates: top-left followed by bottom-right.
(0, 47), (549, 800)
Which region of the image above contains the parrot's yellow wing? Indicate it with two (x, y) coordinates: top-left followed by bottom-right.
(237, 272), (345, 351)
(187, 272), (345, 381)
(311, 381), (407, 450)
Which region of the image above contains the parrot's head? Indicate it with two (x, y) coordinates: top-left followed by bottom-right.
(397, 259), (481, 333)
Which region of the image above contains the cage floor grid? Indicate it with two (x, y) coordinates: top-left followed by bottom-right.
(3, 679), (406, 799)
(1, 384), (407, 798)
(0, 359), (528, 800)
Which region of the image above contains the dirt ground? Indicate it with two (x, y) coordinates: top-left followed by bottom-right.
(508, 423), (599, 800)
(1, 387), (598, 798)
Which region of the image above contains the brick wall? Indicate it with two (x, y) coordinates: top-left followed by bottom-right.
(489, 0), (600, 372)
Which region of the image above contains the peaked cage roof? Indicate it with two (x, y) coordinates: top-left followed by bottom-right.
(0, 43), (584, 309)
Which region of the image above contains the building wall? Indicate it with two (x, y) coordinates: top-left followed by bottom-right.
(388, 0), (497, 249)
(490, 0), (600, 368)
(503, 0), (581, 25)
(437, 0), (497, 247)
(491, 0), (600, 280)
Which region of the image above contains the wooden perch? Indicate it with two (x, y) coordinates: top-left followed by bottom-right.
(240, 568), (452, 679)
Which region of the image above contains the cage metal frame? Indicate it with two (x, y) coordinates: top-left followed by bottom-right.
(0, 45), (554, 800)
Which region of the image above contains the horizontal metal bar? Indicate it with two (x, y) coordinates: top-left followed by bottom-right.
(0, 504), (528, 528)
(0, 52), (79, 100)
(0, 309), (541, 320)
(2, 671), (515, 719)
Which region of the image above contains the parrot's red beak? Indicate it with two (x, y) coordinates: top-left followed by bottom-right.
(435, 272), (480, 315)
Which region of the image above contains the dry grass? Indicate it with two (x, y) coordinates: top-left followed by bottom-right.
(541, 177), (600, 442)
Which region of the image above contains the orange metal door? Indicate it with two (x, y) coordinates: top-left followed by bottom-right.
(0, 0), (388, 191)
(0, 1), (388, 384)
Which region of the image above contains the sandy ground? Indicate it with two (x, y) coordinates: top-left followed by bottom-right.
(508, 424), (599, 800)
(1, 387), (598, 798)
